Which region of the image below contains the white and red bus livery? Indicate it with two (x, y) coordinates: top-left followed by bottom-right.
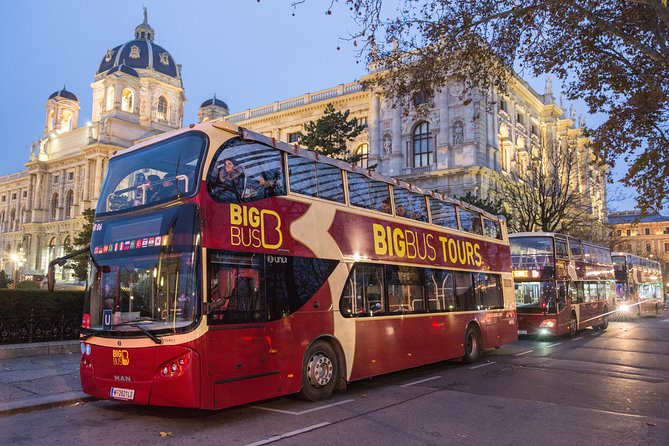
(511, 233), (615, 337)
(79, 121), (516, 409)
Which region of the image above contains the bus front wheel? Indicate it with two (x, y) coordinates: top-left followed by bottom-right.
(597, 308), (609, 330)
(299, 341), (337, 402)
(462, 325), (482, 364)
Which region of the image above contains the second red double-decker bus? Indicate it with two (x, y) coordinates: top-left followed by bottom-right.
(511, 233), (615, 337)
(73, 121), (516, 409)
(612, 252), (665, 317)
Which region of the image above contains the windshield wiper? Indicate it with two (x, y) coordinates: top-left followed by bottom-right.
(129, 323), (163, 344)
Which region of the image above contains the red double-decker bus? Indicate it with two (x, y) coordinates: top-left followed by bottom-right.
(612, 252), (665, 317)
(68, 121), (515, 409)
(511, 233), (615, 337)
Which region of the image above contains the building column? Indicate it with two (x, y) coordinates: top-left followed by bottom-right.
(93, 157), (103, 200)
(369, 94), (381, 158)
(83, 159), (91, 202)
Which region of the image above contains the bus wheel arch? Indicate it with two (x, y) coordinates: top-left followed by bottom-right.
(462, 322), (482, 364)
(298, 337), (343, 401)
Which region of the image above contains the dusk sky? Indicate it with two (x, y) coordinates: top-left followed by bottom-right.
(0, 0), (637, 211)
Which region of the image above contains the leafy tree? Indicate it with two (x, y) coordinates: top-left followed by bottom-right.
(457, 191), (512, 226)
(306, 1), (669, 211)
(65, 208), (95, 281)
(298, 103), (367, 163)
(0, 270), (7, 288)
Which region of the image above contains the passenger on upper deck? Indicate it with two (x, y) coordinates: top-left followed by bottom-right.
(210, 158), (245, 203)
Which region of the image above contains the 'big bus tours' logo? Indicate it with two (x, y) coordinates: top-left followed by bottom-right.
(229, 204), (282, 249)
(372, 223), (483, 267)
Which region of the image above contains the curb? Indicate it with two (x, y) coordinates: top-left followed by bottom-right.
(0, 340), (81, 360)
(0, 392), (94, 417)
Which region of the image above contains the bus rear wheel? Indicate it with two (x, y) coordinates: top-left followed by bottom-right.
(462, 325), (481, 364)
(299, 341), (337, 402)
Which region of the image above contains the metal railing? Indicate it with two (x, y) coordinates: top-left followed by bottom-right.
(0, 308), (81, 344)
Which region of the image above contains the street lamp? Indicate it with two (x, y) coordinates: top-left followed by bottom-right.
(9, 249), (25, 288)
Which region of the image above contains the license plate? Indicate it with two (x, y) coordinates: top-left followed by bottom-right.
(110, 387), (135, 401)
(517, 330), (528, 335)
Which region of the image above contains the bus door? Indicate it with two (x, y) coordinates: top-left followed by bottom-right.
(556, 281), (568, 326)
(206, 257), (270, 388)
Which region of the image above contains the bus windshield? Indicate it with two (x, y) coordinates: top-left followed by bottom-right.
(97, 132), (207, 214)
(510, 236), (555, 269)
(515, 281), (556, 313)
(84, 204), (201, 335)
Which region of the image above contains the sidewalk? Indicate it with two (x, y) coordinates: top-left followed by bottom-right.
(0, 340), (90, 416)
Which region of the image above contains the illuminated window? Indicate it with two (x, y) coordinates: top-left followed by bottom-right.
(122, 88), (134, 112)
(65, 190), (74, 219)
(412, 121), (432, 167)
(355, 143), (369, 168)
(157, 96), (168, 120)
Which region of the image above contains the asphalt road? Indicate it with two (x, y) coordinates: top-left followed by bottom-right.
(1, 314), (668, 446)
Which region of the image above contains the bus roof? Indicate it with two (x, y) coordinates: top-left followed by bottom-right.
(109, 120), (506, 223)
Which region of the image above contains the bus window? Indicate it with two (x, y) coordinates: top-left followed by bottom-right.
(393, 187), (428, 222)
(555, 239), (569, 258)
(458, 208), (483, 235)
(454, 271), (476, 311)
(340, 264), (385, 316)
(347, 173), (372, 209)
(208, 138), (285, 203)
(430, 200), (458, 230)
(288, 156), (346, 203)
(385, 265), (424, 313)
(568, 238), (583, 259)
(316, 163), (345, 203)
(100, 132), (206, 213)
(474, 273), (503, 310)
(425, 269), (456, 311)
(482, 218), (502, 240)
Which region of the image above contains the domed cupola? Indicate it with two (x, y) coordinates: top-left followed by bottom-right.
(90, 8), (185, 131)
(198, 94), (229, 122)
(44, 85), (80, 136)
(96, 8), (180, 80)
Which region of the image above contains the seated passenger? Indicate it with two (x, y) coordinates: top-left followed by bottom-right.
(256, 169), (282, 199)
(379, 199), (391, 214)
(210, 158), (245, 203)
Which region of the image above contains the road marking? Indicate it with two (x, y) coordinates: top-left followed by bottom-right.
(401, 376), (442, 387)
(252, 399), (354, 415)
(545, 343), (562, 348)
(570, 337), (583, 341)
(515, 350), (534, 356)
(244, 422), (331, 446)
(469, 361), (496, 370)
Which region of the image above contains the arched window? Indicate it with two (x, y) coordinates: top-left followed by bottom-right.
(48, 237), (57, 265)
(51, 193), (59, 219)
(412, 121), (433, 167)
(48, 110), (55, 131)
(355, 143), (369, 168)
(63, 236), (71, 248)
(61, 111), (73, 131)
(9, 209), (16, 231)
(105, 87), (115, 111)
(65, 190), (74, 219)
(122, 88), (134, 112)
(157, 96), (168, 120)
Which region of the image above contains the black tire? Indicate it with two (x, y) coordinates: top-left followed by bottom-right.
(462, 324), (482, 364)
(298, 340), (338, 402)
(568, 313), (578, 338)
(597, 308), (609, 330)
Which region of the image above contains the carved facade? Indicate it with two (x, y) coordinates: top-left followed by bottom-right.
(0, 13), (184, 280)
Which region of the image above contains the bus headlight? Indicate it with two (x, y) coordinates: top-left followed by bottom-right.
(618, 304), (630, 313)
(539, 319), (557, 328)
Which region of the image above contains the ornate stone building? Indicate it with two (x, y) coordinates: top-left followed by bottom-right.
(0, 13), (185, 280)
(609, 211), (669, 295)
(223, 77), (607, 222)
(0, 12), (607, 283)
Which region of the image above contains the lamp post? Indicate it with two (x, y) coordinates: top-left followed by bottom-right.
(10, 248), (25, 288)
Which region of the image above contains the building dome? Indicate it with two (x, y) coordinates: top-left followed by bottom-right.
(200, 96), (229, 110)
(96, 9), (179, 79)
(48, 87), (78, 102)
